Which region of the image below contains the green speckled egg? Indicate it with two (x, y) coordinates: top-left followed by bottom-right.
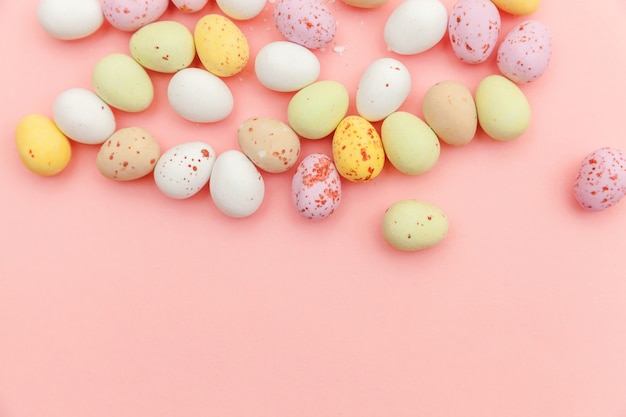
(130, 20), (196, 73)
(382, 199), (448, 251)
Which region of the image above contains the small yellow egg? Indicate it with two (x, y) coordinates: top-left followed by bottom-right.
(15, 114), (71, 176)
(491, 0), (540, 15)
(332, 115), (385, 182)
(194, 14), (249, 77)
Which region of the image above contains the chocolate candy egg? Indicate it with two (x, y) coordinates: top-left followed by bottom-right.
(497, 20), (552, 84)
(382, 199), (449, 251)
(448, 0), (501, 64)
(129, 21), (196, 73)
(332, 115), (385, 182)
(194, 14), (250, 77)
(574, 147), (626, 211)
(292, 153), (342, 220)
(15, 114), (72, 176)
(102, 0), (169, 32)
(154, 142), (216, 199)
(491, 0), (540, 15)
(171, 0), (209, 13)
(96, 127), (160, 181)
(273, 0), (336, 50)
(237, 117), (301, 173)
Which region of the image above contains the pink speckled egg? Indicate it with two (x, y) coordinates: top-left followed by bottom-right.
(292, 153), (342, 220)
(102, 0), (169, 31)
(170, 0), (209, 13)
(574, 147), (626, 211)
(273, 0), (336, 50)
(448, 0), (501, 64)
(497, 20), (552, 84)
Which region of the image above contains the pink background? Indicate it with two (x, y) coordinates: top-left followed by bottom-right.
(2, 1), (626, 416)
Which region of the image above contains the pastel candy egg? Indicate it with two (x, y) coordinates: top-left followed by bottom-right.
(92, 53), (154, 113)
(53, 88), (116, 145)
(37, 0), (104, 40)
(167, 68), (234, 123)
(15, 114), (71, 176)
(448, 0), (501, 64)
(209, 150), (265, 218)
(154, 142), (216, 199)
(382, 199), (449, 251)
(384, 0), (448, 55)
(356, 57), (412, 122)
(130, 21), (196, 73)
(381, 111), (440, 176)
(491, 0), (540, 15)
(255, 41), (320, 92)
(574, 147), (626, 211)
(216, 0), (266, 20)
(287, 81), (349, 140)
(237, 117), (301, 173)
(102, 0), (169, 32)
(342, 0), (388, 7)
(96, 127), (160, 181)
(497, 20), (552, 84)
(475, 74), (531, 140)
(292, 153), (342, 220)
(194, 14), (250, 77)
(171, 0), (209, 12)
(273, 0), (336, 50)
(332, 115), (385, 182)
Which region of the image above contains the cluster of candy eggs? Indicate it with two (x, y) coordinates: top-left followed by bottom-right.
(19, 0), (560, 252)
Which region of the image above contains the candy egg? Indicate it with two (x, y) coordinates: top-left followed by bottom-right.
(102, 0), (169, 32)
(194, 14), (250, 77)
(53, 88), (116, 145)
(332, 115), (385, 182)
(273, 0), (336, 50)
(209, 150), (265, 218)
(255, 41), (320, 92)
(497, 20), (552, 84)
(448, 0), (501, 64)
(216, 0), (266, 20)
(382, 199), (449, 251)
(154, 142), (216, 199)
(237, 117), (301, 173)
(171, 0), (209, 12)
(15, 114), (71, 176)
(384, 0), (448, 55)
(573, 147), (626, 211)
(292, 153), (342, 220)
(491, 0), (540, 15)
(168, 68), (234, 123)
(342, 0), (388, 7)
(96, 127), (160, 181)
(37, 0), (104, 40)
(129, 21), (196, 73)
(356, 57), (412, 122)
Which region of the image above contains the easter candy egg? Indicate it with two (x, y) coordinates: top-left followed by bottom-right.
(382, 199), (449, 251)
(342, 0), (388, 7)
(448, 0), (501, 64)
(102, 0), (169, 32)
(287, 81), (349, 140)
(497, 20), (552, 84)
(96, 127), (160, 181)
(15, 114), (71, 176)
(475, 74), (531, 140)
(255, 41), (320, 92)
(292, 153), (342, 220)
(573, 147), (626, 211)
(216, 0), (266, 20)
(37, 0), (104, 40)
(273, 0), (336, 49)
(154, 142), (216, 199)
(491, 0), (540, 15)
(332, 115), (385, 182)
(384, 0), (448, 55)
(171, 0), (209, 12)
(194, 14), (250, 77)
(237, 117), (301, 173)
(53, 88), (116, 145)
(130, 21), (196, 73)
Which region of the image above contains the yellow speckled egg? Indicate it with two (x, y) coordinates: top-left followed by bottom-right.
(96, 127), (160, 181)
(332, 115), (385, 182)
(15, 114), (71, 176)
(194, 14), (249, 77)
(382, 199), (448, 251)
(130, 20), (196, 73)
(491, 0), (540, 15)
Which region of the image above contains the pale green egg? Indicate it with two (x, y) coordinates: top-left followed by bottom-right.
(382, 199), (449, 251)
(130, 20), (196, 73)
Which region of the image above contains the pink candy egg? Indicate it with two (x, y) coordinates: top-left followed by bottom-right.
(448, 0), (501, 64)
(102, 0), (169, 31)
(292, 153), (342, 220)
(170, 0), (209, 13)
(574, 147), (626, 211)
(273, 0), (336, 50)
(497, 20), (552, 84)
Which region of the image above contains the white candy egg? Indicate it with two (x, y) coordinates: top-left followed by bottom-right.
(154, 142), (216, 199)
(216, 0), (266, 20)
(52, 88), (115, 145)
(37, 0), (104, 40)
(384, 0), (448, 55)
(255, 41), (321, 92)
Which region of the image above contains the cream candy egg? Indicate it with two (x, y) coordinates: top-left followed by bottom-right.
(53, 88), (116, 145)
(292, 154), (342, 220)
(448, 0), (501, 64)
(130, 21), (196, 73)
(356, 57), (412, 122)
(216, 0), (266, 20)
(15, 114), (72, 176)
(154, 142), (216, 199)
(255, 41), (320, 92)
(237, 117), (301, 173)
(574, 147), (626, 211)
(497, 20), (552, 84)
(209, 150), (265, 218)
(102, 0), (169, 32)
(384, 0), (448, 55)
(96, 127), (160, 181)
(194, 14), (250, 77)
(168, 68), (234, 123)
(171, 0), (209, 13)
(37, 0), (104, 40)
(273, 0), (336, 50)
(382, 199), (449, 251)
(332, 115), (385, 182)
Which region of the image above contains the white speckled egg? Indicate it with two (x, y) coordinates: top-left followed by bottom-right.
(102, 0), (169, 32)
(171, 0), (209, 12)
(448, 0), (501, 64)
(237, 117), (301, 173)
(255, 41), (320, 92)
(273, 0), (336, 50)
(154, 142), (216, 199)
(217, 0), (266, 20)
(574, 147), (626, 211)
(53, 88), (116, 145)
(384, 0), (448, 55)
(497, 20), (552, 84)
(210, 150), (265, 217)
(292, 153), (341, 220)
(37, 0), (104, 40)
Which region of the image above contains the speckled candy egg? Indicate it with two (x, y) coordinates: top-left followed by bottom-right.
(382, 199), (449, 251)
(194, 14), (250, 77)
(574, 147), (626, 211)
(497, 20), (552, 84)
(130, 21), (196, 73)
(491, 0), (540, 15)
(237, 117), (301, 173)
(332, 115), (385, 182)
(53, 88), (116, 145)
(384, 0), (448, 55)
(342, 0), (388, 7)
(171, 0), (209, 12)
(292, 153), (341, 220)
(96, 127), (160, 181)
(15, 114), (72, 176)
(448, 0), (501, 64)
(154, 142), (216, 199)
(102, 0), (169, 32)
(38, 0), (104, 40)
(273, 0), (336, 50)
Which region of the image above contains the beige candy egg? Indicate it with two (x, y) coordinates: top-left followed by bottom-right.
(129, 21), (196, 73)
(96, 127), (160, 181)
(194, 14), (250, 77)
(422, 80), (477, 146)
(341, 0), (388, 7)
(237, 117), (301, 173)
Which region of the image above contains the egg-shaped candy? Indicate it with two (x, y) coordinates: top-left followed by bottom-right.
(342, 0), (388, 7)
(15, 114), (72, 176)
(292, 154), (342, 220)
(491, 0), (540, 15)
(102, 0), (169, 32)
(384, 0), (448, 55)
(273, 0), (336, 50)
(194, 14), (250, 77)
(216, 0), (266, 20)
(96, 127), (160, 181)
(448, 0), (501, 64)
(237, 117), (301, 173)
(332, 115), (385, 182)
(497, 20), (552, 84)
(573, 147), (626, 211)
(382, 199), (449, 251)
(255, 41), (320, 92)
(154, 142), (216, 199)
(37, 0), (104, 40)
(53, 88), (116, 145)
(130, 21), (196, 73)
(171, 0), (209, 12)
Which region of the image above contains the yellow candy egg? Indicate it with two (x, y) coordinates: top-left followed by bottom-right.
(491, 0), (540, 15)
(15, 114), (71, 176)
(194, 14), (249, 77)
(332, 115), (385, 182)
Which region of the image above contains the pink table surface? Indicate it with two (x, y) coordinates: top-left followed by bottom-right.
(1, 1), (626, 416)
